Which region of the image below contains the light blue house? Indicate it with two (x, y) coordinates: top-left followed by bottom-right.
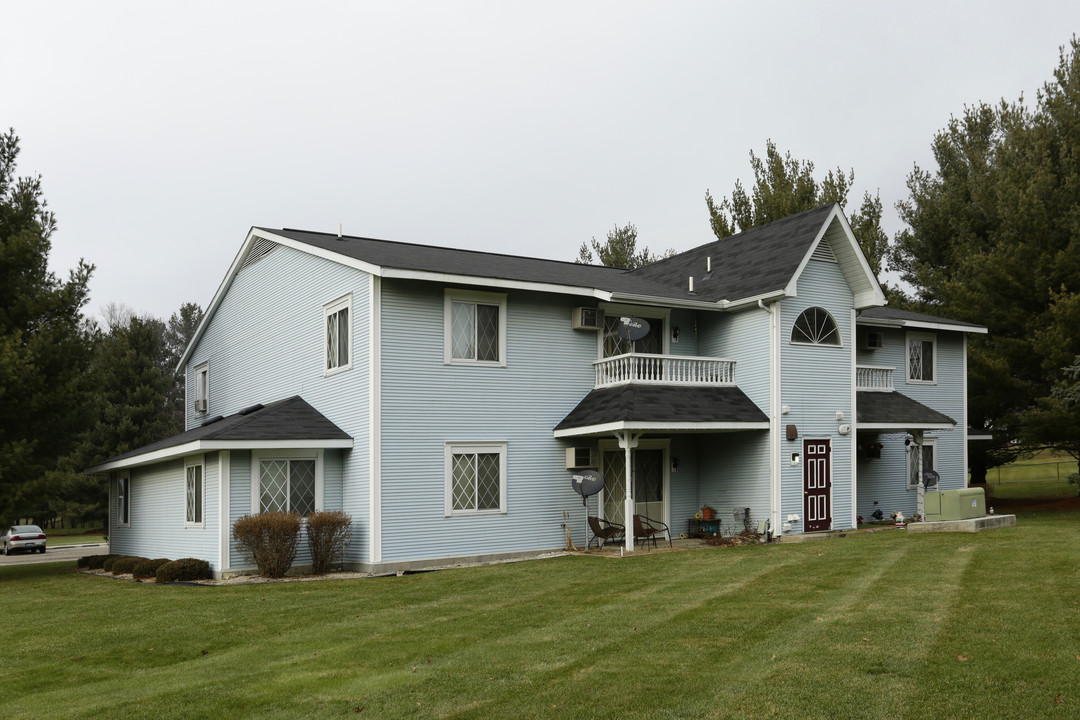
(87, 204), (986, 576)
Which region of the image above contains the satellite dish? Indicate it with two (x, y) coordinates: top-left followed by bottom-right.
(922, 469), (940, 488)
(570, 469), (605, 498)
(616, 316), (650, 342)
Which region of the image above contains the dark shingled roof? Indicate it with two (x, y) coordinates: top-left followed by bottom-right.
(262, 205), (837, 305)
(554, 385), (769, 432)
(94, 396), (351, 466)
(628, 204), (836, 302)
(858, 306), (985, 330)
(856, 391), (956, 427)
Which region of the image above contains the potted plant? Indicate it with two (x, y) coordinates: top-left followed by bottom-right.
(701, 504), (715, 520)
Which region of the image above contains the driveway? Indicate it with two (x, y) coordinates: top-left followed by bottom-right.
(0, 543), (108, 567)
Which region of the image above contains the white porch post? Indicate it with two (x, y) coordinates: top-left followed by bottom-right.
(617, 431), (640, 552)
(913, 430), (925, 519)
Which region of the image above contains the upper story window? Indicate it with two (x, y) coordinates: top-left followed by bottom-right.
(445, 289), (506, 366)
(602, 314), (665, 357)
(791, 307), (841, 346)
(116, 473), (130, 527)
(194, 362), (209, 415)
(324, 294), (352, 374)
(907, 331), (936, 384)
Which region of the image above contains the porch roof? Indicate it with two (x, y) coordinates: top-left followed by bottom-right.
(553, 385), (769, 438)
(85, 396), (353, 473)
(855, 391), (956, 431)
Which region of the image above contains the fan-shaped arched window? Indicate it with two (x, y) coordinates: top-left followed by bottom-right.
(791, 307), (841, 346)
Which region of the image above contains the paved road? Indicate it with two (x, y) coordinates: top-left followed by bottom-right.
(0, 543), (108, 567)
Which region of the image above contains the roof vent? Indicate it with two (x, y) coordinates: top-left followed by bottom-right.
(239, 237), (279, 272)
(811, 240), (837, 263)
(688, 276), (695, 293)
(200, 415), (225, 427)
(238, 403), (265, 415)
(337, 223), (343, 240)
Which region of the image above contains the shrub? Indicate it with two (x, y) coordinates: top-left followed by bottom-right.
(305, 510), (352, 574)
(111, 556), (148, 575)
(155, 558), (211, 583)
(132, 558), (171, 579)
(76, 555), (91, 568)
(96, 554), (124, 571)
(233, 512), (302, 578)
(85, 554), (114, 569)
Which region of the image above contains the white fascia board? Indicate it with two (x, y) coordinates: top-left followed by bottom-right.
(382, 267), (609, 300)
(856, 318), (988, 334)
(607, 292), (728, 311)
(86, 437), (354, 473)
(968, 433), (994, 441)
(855, 422), (956, 431)
(717, 289), (788, 311)
(785, 206), (886, 308)
(554, 420), (770, 438)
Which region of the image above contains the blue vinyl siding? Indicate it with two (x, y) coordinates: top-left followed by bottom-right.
(780, 259), (854, 532)
(698, 308), (770, 412)
(855, 325), (967, 519)
(379, 280), (598, 562)
(696, 431), (772, 533)
(184, 242), (372, 562)
(110, 454), (219, 565)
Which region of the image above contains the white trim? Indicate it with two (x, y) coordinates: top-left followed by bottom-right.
(86, 438), (353, 474)
(443, 288), (508, 367)
(553, 420), (770, 438)
(324, 293), (353, 375)
(788, 306), (843, 347)
(218, 451), (231, 572)
(850, 307), (858, 529)
(390, 267), (611, 300)
(251, 449), (323, 514)
(444, 442), (508, 517)
(784, 206), (886, 310)
(905, 330), (937, 385)
(855, 422), (955, 431)
(184, 454), (206, 528)
(769, 300), (782, 534)
(801, 436), (834, 531)
(856, 317), (988, 334)
(369, 275), (382, 563)
(962, 335), (970, 488)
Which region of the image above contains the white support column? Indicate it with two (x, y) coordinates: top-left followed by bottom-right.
(913, 430), (925, 519)
(618, 431), (639, 552)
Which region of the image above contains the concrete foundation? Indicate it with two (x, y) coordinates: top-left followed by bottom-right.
(906, 514), (1017, 533)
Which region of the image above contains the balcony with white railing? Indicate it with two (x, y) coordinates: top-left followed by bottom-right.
(594, 353), (737, 389)
(856, 365), (894, 391)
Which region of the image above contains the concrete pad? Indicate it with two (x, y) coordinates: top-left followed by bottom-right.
(906, 514), (1016, 533)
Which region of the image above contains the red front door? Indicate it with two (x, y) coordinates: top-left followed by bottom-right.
(803, 439), (831, 531)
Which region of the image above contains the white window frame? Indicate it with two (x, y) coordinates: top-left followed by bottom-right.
(444, 442), (508, 516)
(194, 362), (209, 415)
(250, 450), (324, 515)
(324, 294), (352, 375)
(116, 472), (130, 528)
(790, 306), (843, 347)
(185, 455), (205, 528)
(906, 331), (937, 385)
(907, 438), (936, 491)
(596, 303), (670, 359)
(444, 289), (507, 367)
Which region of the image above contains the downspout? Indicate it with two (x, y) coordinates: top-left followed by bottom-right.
(761, 298), (781, 537)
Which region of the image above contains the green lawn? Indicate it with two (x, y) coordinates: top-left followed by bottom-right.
(2, 509), (1078, 719)
(45, 532), (107, 546)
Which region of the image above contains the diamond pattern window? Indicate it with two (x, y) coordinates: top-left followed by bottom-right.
(907, 332), (936, 383)
(446, 443), (507, 515)
(259, 458), (316, 515)
(445, 290), (506, 366)
(324, 295), (351, 373)
(186, 461), (203, 525)
(791, 307), (841, 346)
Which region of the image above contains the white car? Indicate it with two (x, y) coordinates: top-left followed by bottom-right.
(2, 525), (47, 555)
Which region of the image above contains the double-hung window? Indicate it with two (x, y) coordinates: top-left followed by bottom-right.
(256, 456), (317, 515)
(194, 362), (209, 415)
(445, 443), (507, 515)
(324, 295), (352, 374)
(906, 331), (936, 384)
(445, 290), (506, 366)
(185, 457), (204, 526)
(116, 473), (130, 527)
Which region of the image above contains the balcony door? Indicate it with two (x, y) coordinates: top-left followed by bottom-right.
(600, 443), (668, 527)
(602, 315), (665, 357)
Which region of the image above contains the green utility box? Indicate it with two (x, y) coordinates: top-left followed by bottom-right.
(924, 487), (986, 522)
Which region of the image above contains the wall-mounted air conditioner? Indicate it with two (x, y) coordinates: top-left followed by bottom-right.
(195, 398), (208, 413)
(566, 447), (599, 469)
(862, 331), (884, 350)
(572, 307), (604, 330)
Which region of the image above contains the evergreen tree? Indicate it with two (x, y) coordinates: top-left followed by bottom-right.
(577, 223), (671, 268)
(0, 129), (95, 523)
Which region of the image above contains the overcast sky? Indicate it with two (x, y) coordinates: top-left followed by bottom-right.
(5, 1), (1078, 321)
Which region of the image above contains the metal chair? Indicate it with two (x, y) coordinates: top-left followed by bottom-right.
(633, 514), (671, 549)
(588, 516), (625, 549)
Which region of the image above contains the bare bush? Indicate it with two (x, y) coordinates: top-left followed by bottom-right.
(305, 510), (352, 574)
(233, 512), (301, 578)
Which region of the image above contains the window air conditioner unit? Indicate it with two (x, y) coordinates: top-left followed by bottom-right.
(195, 398), (208, 413)
(566, 447), (599, 469)
(862, 331), (884, 350)
(572, 307), (604, 331)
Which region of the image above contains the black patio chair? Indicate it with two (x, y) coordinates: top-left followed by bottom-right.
(633, 514), (671, 549)
(587, 516), (625, 549)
